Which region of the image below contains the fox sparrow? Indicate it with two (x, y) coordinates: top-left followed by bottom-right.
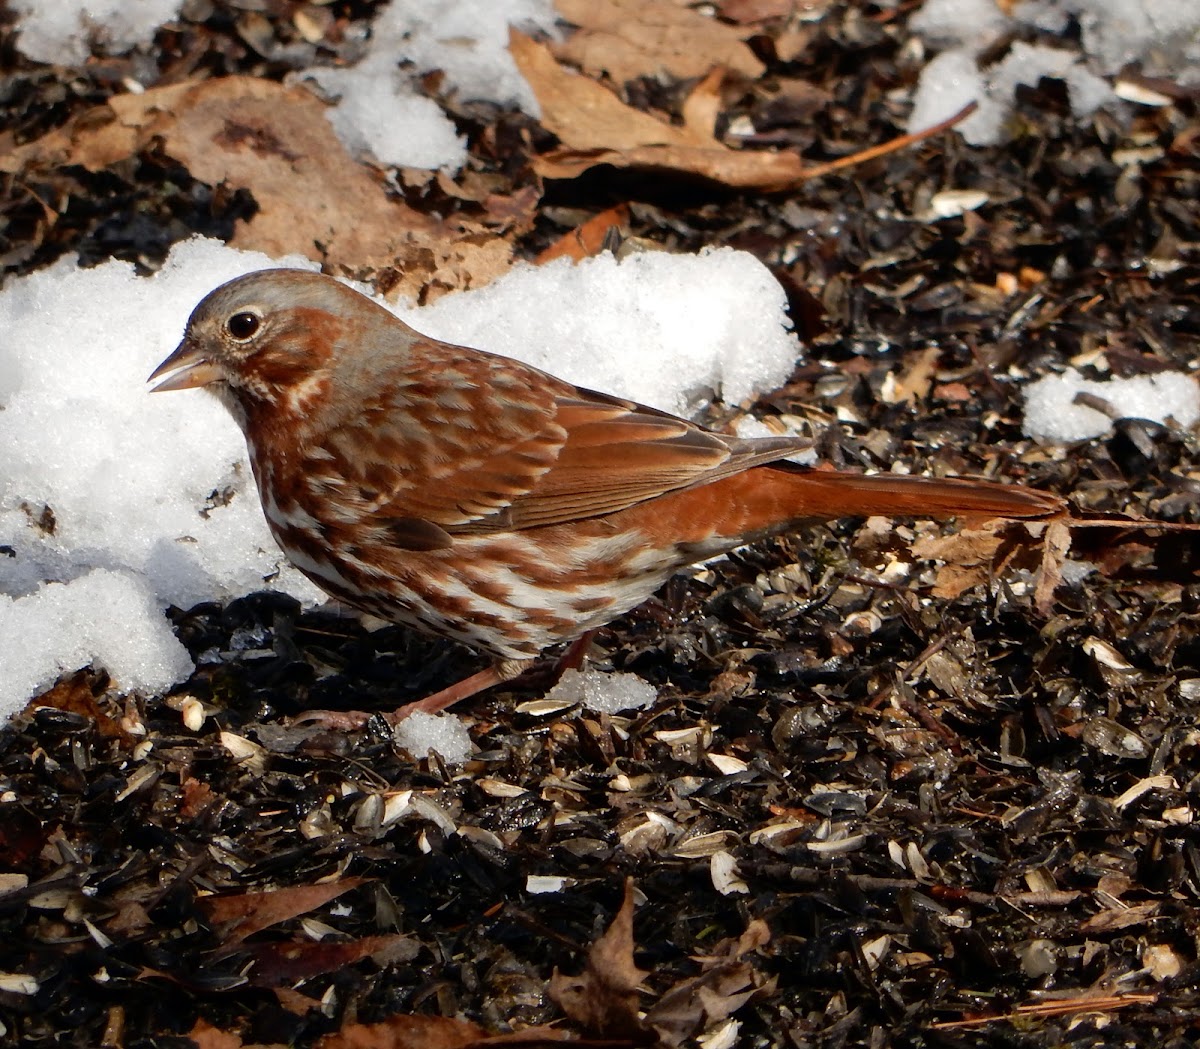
(150, 269), (1065, 726)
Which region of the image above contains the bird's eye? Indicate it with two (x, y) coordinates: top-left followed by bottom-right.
(227, 311), (262, 341)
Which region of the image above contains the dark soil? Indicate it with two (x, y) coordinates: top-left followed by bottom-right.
(2, 3), (1199, 1047)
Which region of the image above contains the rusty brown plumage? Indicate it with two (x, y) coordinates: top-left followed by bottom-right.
(150, 269), (1065, 725)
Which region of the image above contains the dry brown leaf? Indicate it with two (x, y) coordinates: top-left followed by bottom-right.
(718, 0), (807, 23)
(912, 525), (1006, 600)
(480, 184), (542, 235)
(29, 670), (122, 738)
(317, 1015), (580, 1049)
(3, 77), (516, 299)
(536, 203), (630, 263)
(273, 986), (324, 1016)
(1079, 900), (1161, 934)
(644, 919), (771, 1046)
(548, 879), (648, 1038)
(914, 517), (1070, 607)
(883, 347), (941, 405)
(773, 26), (819, 62)
(187, 1018), (247, 1049)
(198, 877), (368, 944)
(0, 97), (153, 175)
(117, 78), (442, 269)
(1034, 519), (1072, 616)
(553, 0), (764, 83)
(513, 31), (976, 191)
(680, 68), (725, 141)
(316, 1014), (488, 1049)
(244, 932), (418, 987)
(513, 30), (706, 151)
(179, 775), (216, 819)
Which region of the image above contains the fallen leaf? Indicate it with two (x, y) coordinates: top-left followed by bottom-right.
(117, 78), (440, 271)
(680, 68), (725, 142)
(1034, 519), (1072, 616)
(198, 877), (368, 945)
(536, 203), (630, 263)
(273, 986), (323, 1016)
(317, 1015), (581, 1048)
(548, 879), (647, 1038)
(513, 31), (707, 152)
(244, 932), (418, 987)
(4, 77), (516, 299)
(553, 0), (764, 83)
(644, 919), (772, 1047)
(187, 1018), (244, 1049)
(881, 347), (941, 405)
(718, 0), (808, 23)
(512, 31), (977, 191)
(1079, 900), (1160, 934)
(481, 184), (542, 234)
(28, 670), (123, 738)
(911, 524), (1007, 600)
(316, 1014), (488, 1049)
(179, 775), (216, 819)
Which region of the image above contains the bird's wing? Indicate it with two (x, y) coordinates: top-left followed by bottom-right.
(477, 389), (805, 531)
(314, 343), (804, 543)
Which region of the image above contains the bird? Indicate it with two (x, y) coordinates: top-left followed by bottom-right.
(150, 269), (1065, 727)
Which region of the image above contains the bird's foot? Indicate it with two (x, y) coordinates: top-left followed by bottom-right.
(288, 641), (596, 730)
(290, 708), (375, 731)
(289, 658), (535, 730)
(380, 659), (532, 723)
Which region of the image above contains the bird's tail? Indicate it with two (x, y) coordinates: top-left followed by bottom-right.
(762, 463), (1066, 523)
(643, 462), (1066, 549)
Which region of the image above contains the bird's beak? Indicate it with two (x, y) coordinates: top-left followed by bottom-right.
(148, 337), (223, 392)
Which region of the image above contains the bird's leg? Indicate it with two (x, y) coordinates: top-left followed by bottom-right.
(292, 635), (601, 730)
(556, 630), (597, 674)
(383, 658), (531, 723)
(291, 659), (531, 731)
(383, 633), (597, 723)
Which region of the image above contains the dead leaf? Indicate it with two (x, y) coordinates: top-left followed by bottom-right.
(536, 204), (630, 264)
(718, 0), (808, 23)
(882, 347), (941, 405)
(198, 877), (368, 944)
(644, 919), (772, 1047)
(28, 670), (123, 738)
(117, 78), (441, 270)
(912, 525), (1007, 600)
(549, 879), (648, 1038)
(179, 775), (216, 819)
(512, 31), (977, 191)
(553, 0), (764, 83)
(1034, 519), (1072, 616)
(481, 184), (542, 234)
(4, 77), (516, 299)
(513, 31), (707, 152)
(1079, 900), (1160, 934)
(187, 1018), (245, 1049)
(317, 1015), (582, 1049)
(777, 32), (818, 64)
(316, 1014), (488, 1049)
(244, 932), (418, 987)
(273, 986), (323, 1016)
(106, 900), (154, 938)
(680, 68), (725, 142)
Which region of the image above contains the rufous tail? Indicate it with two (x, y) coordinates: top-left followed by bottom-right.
(765, 463), (1065, 522)
(647, 462), (1066, 547)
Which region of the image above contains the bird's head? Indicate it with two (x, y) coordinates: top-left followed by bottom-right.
(149, 269), (402, 427)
